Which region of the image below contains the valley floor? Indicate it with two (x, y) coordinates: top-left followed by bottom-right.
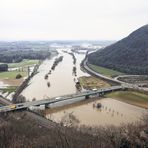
(106, 90), (148, 109)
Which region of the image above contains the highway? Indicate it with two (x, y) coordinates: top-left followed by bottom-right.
(83, 58), (148, 91)
(0, 85), (123, 113)
(83, 58), (124, 84)
(1, 58), (147, 113)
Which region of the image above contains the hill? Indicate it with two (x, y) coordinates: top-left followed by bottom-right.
(88, 25), (148, 75)
(0, 111), (148, 147)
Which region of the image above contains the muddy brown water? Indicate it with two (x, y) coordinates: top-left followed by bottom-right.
(22, 49), (89, 101)
(46, 98), (147, 126)
(21, 48), (147, 126)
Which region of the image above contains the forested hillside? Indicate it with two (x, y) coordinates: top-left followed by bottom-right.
(88, 25), (148, 75)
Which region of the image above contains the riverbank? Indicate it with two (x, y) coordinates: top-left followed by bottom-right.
(21, 49), (89, 100)
(0, 50), (58, 101)
(0, 71), (27, 97)
(0, 71), (27, 90)
(0, 78), (25, 86)
(88, 63), (124, 78)
(8, 59), (39, 68)
(81, 58), (148, 109)
(81, 58), (121, 85)
(105, 90), (148, 109)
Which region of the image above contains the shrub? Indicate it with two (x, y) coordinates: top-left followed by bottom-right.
(15, 74), (22, 79)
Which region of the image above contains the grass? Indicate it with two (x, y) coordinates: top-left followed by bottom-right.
(8, 59), (39, 68)
(106, 91), (148, 108)
(88, 63), (124, 78)
(79, 76), (110, 90)
(0, 59), (38, 79)
(0, 86), (18, 94)
(0, 71), (27, 79)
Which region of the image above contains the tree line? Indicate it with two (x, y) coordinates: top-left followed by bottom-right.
(0, 49), (51, 63)
(0, 64), (8, 72)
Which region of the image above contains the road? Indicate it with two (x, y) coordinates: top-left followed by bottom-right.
(83, 58), (148, 91)
(1, 55), (147, 113)
(0, 85), (123, 113)
(83, 58), (123, 84)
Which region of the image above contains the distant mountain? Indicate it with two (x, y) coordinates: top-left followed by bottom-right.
(88, 25), (148, 75)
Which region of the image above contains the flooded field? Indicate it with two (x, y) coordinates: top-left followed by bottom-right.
(20, 48), (147, 127)
(22, 49), (89, 101)
(46, 98), (147, 126)
(0, 80), (9, 89)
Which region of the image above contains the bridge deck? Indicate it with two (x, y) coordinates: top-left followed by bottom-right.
(0, 86), (123, 113)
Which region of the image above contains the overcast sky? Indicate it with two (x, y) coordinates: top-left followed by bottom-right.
(0, 0), (147, 41)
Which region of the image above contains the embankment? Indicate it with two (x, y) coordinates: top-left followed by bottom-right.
(12, 65), (39, 102)
(80, 57), (120, 86)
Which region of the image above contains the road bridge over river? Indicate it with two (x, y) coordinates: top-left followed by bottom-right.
(0, 85), (124, 113)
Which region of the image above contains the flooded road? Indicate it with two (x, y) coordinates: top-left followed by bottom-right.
(46, 98), (147, 126)
(22, 49), (89, 101)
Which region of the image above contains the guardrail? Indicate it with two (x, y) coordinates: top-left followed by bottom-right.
(0, 86), (123, 113)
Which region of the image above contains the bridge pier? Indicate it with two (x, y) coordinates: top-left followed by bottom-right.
(99, 92), (104, 97)
(96, 93), (100, 97)
(45, 104), (50, 108)
(0, 86), (123, 113)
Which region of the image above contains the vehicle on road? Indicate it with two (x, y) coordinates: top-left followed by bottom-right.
(92, 88), (97, 91)
(9, 104), (16, 109)
(55, 97), (62, 100)
(17, 104), (24, 107)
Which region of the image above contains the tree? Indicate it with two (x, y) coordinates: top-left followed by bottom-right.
(0, 64), (8, 72)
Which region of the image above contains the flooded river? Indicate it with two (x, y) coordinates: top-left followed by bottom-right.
(22, 49), (89, 101)
(21, 48), (147, 127)
(46, 98), (147, 126)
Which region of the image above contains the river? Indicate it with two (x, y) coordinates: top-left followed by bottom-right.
(21, 48), (147, 127)
(22, 49), (89, 101)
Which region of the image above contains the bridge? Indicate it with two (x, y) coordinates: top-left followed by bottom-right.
(0, 85), (124, 113)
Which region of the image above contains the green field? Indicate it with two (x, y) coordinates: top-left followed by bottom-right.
(8, 59), (39, 68)
(88, 63), (124, 78)
(106, 91), (148, 108)
(0, 86), (18, 94)
(0, 59), (38, 79)
(0, 71), (27, 79)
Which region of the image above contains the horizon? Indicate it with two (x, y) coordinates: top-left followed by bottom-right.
(0, 39), (116, 42)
